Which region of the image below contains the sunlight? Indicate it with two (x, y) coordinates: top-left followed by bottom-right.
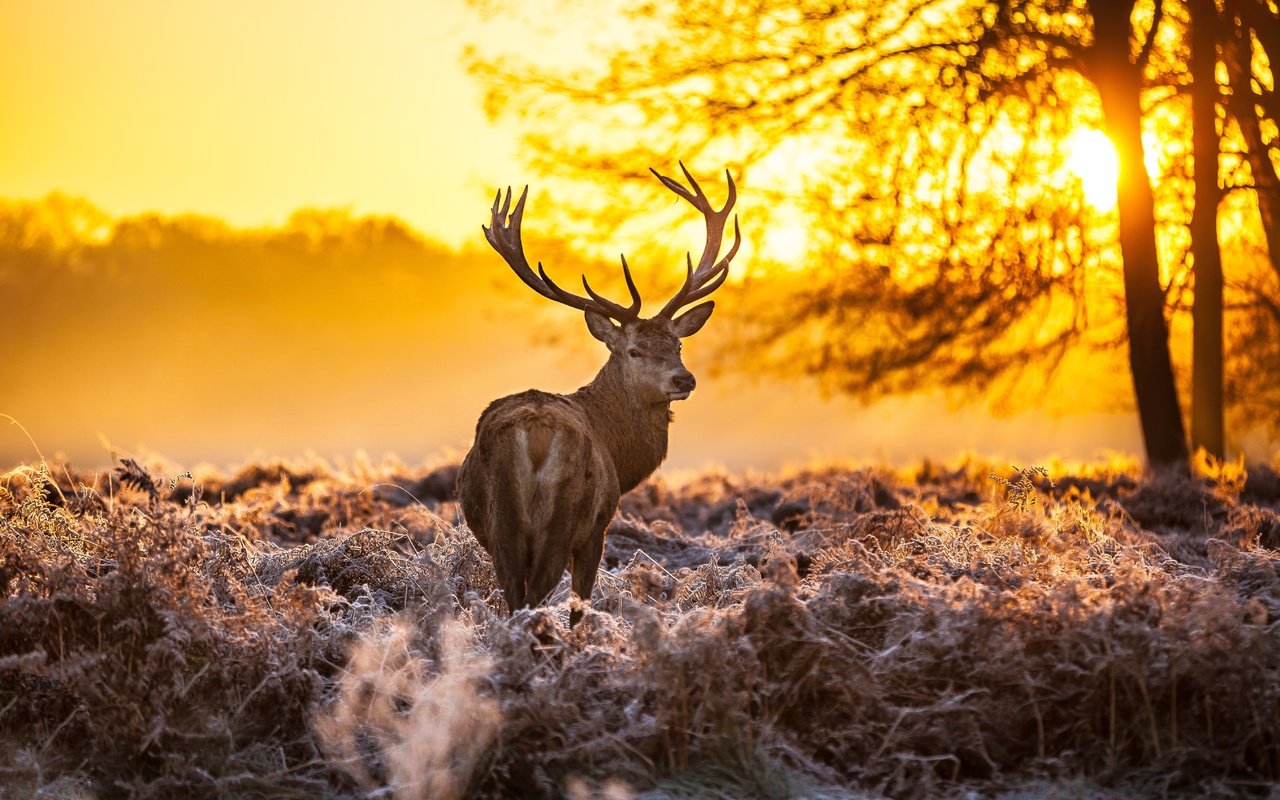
(1063, 127), (1119, 211)
(759, 206), (810, 264)
(743, 135), (837, 268)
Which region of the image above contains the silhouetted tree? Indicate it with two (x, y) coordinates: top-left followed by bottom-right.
(471, 0), (1280, 465)
(1178, 0), (1280, 458)
(1190, 0), (1226, 459)
(1083, 0), (1187, 465)
(1223, 0), (1280, 276)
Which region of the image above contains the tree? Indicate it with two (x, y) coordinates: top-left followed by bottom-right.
(1222, 0), (1280, 278)
(1178, 0), (1280, 459)
(1084, 0), (1188, 465)
(1189, 0), (1226, 459)
(470, 0), (1280, 465)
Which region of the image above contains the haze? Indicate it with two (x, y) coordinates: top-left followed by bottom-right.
(1, 1), (1145, 472)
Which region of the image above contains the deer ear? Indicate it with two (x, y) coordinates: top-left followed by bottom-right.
(584, 310), (622, 346)
(671, 301), (714, 338)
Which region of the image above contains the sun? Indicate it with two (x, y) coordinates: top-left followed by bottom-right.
(759, 205), (811, 264)
(1063, 127), (1119, 211)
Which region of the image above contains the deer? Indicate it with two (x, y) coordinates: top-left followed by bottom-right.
(456, 164), (741, 626)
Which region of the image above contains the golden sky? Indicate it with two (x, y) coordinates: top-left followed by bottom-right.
(0, 1), (1155, 472)
(1, 0), (520, 247)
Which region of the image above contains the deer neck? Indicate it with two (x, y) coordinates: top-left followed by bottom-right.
(573, 359), (671, 494)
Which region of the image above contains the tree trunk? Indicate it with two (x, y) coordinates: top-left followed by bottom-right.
(1087, 0), (1190, 467)
(1223, 1), (1280, 282)
(1189, 0), (1226, 459)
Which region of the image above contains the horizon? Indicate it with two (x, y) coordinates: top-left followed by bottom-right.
(3, 1), (1274, 473)
(0, 192), (1156, 474)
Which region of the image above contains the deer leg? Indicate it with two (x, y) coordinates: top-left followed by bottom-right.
(488, 519), (528, 614)
(523, 501), (576, 608)
(523, 543), (569, 610)
(569, 528), (606, 627)
(500, 571), (527, 614)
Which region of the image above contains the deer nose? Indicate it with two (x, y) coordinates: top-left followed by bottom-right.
(672, 372), (696, 392)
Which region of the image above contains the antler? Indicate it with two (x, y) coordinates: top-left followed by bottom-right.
(482, 186), (642, 322)
(651, 163), (741, 319)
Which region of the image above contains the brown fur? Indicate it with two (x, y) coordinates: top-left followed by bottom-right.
(457, 318), (706, 623)
(461, 166), (736, 623)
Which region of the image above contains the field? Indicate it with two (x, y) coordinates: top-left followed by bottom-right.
(2, 455), (1279, 799)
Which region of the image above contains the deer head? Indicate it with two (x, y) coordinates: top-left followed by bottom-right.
(482, 164), (740, 405)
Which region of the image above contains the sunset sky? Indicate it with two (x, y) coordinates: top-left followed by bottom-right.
(1, 0), (521, 247)
(0, 1), (1154, 471)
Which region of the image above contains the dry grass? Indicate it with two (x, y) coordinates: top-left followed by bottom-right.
(1, 454), (1278, 798)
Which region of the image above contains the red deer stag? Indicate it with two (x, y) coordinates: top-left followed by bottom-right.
(457, 164), (740, 625)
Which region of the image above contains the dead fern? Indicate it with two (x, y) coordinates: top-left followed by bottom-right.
(989, 465), (1056, 512)
(114, 457), (160, 501)
(1, 456), (1278, 799)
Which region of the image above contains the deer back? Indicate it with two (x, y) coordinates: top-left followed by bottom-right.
(457, 390), (619, 601)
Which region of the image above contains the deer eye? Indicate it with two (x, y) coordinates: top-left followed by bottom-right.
(628, 348), (642, 359)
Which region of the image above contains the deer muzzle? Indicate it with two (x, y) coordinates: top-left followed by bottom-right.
(667, 370), (696, 400)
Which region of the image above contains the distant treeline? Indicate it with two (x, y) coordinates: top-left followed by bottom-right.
(1, 194), (1275, 466)
(1, 194), (478, 338)
(0, 194), (584, 467)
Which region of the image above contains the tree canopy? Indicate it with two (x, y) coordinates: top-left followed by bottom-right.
(469, 0), (1280, 462)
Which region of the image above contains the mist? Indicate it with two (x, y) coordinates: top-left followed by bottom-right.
(1, 195), (1144, 472)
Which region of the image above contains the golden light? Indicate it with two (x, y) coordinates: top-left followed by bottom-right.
(748, 136), (835, 267)
(759, 205), (810, 265)
(1063, 127), (1119, 211)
